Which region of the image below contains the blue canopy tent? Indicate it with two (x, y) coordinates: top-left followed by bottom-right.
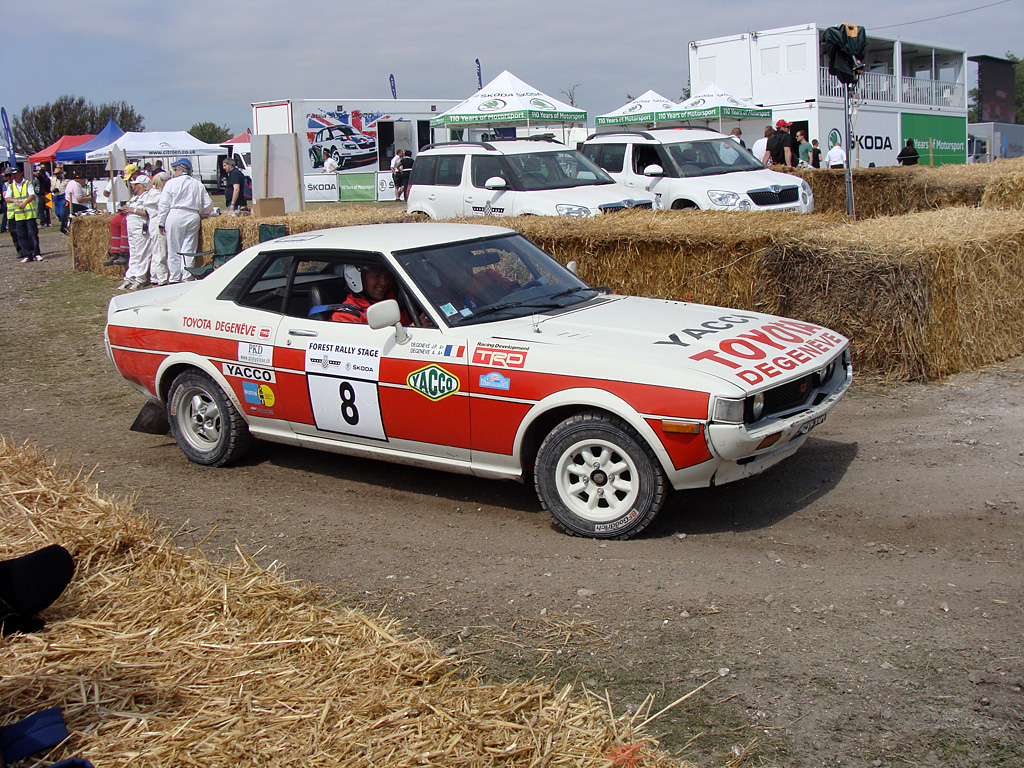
(54, 119), (124, 162)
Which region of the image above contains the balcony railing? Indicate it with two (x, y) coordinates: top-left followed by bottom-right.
(818, 67), (965, 108)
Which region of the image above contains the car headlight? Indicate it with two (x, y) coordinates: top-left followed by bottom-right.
(707, 190), (740, 207)
(801, 180), (812, 205)
(713, 397), (745, 424)
(556, 204), (593, 218)
(749, 392), (765, 421)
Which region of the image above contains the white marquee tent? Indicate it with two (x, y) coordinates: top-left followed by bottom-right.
(595, 90), (679, 127)
(85, 131), (225, 161)
(430, 70), (587, 128)
(655, 85), (772, 131)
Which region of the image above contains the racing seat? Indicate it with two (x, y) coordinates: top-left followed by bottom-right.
(183, 228), (243, 279)
(307, 277), (351, 320)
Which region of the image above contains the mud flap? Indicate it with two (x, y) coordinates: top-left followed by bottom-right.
(130, 400), (170, 435)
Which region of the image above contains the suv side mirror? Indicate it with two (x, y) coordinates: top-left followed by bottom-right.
(484, 176), (507, 190)
(642, 164), (664, 177)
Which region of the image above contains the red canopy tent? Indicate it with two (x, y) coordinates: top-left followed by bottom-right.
(29, 135), (95, 164)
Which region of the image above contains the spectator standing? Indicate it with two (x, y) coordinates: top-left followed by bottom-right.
(3, 165), (42, 262)
(765, 119), (796, 167)
(143, 173), (170, 286)
(751, 126), (773, 165)
(222, 157), (247, 213)
(3, 167), (18, 250)
(62, 174), (90, 234)
(119, 175), (153, 290)
(897, 139), (920, 166)
(795, 131), (812, 167)
(51, 168), (67, 226)
(390, 149), (405, 200)
(824, 140), (847, 169)
(729, 127), (746, 148)
(400, 151), (414, 201)
(156, 157), (213, 283)
(33, 166), (52, 227)
(102, 163), (138, 266)
(810, 139), (822, 169)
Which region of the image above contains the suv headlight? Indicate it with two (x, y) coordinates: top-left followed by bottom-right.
(707, 190), (740, 207)
(556, 204), (593, 218)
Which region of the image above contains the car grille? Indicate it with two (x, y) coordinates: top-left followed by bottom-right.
(599, 199), (654, 213)
(747, 186), (800, 207)
(762, 373), (816, 416)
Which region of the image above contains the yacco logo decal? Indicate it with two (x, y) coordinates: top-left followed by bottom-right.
(479, 98), (507, 112)
(242, 381), (276, 407)
(223, 363), (275, 383)
(407, 364), (460, 401)
(530, 98), (555, 110)
(479, 371), (510, 391)
(472, 344), (528, 368)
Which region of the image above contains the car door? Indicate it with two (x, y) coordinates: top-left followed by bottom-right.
(270, 254), (472, 462)
(414, 153), (466, 219)
(464, 155), (514, 217)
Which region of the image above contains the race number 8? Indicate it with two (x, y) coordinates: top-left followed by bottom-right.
(339, 381), (359, 425)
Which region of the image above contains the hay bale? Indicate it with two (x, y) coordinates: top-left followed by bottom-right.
(980, 157), (1024, 209)
(0, 438), (685, 768)
(68, 214), (127, 278)
(766, 207), (1024, 380)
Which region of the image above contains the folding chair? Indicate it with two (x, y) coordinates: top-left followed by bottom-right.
(183, 228), (243, 279)
(258, 223), (288, 243)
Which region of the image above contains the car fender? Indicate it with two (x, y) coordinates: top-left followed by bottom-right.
(154, 352), (245, 415)
(512, 386), (679, 477)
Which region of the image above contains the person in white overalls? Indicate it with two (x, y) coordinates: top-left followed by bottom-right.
(155, 158), (212, 283)
(120, 175), (154, 290)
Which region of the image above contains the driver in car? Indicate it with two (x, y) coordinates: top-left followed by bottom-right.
(433, 259), (520, 317)
(331, 264), (411, 324)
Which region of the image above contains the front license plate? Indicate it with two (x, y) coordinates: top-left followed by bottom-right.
(798, 413), (827, 435)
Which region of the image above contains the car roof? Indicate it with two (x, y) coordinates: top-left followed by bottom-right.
(255, 222), (517, 254)
(418, 139), (573, 156)
(586, 128), (730, 144)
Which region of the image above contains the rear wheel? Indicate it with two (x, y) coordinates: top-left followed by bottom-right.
(167, 370), (252, 466)
(534, 412), (667, 539)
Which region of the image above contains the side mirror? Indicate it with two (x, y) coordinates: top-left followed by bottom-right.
(484, 176), (507, 190)
(566, 260), (578, 275)
(366, 299), (409, 343)
(642, 164), (664, 177)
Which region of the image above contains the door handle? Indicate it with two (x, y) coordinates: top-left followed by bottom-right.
(288, 329), (319, 337)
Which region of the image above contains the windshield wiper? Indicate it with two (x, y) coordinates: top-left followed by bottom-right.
(546, 285), (607, 301)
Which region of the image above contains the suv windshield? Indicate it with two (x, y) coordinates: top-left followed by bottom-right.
(395, 233), (601, 326)
(501, 150), (614, 190)
(663, 138), (763, 177)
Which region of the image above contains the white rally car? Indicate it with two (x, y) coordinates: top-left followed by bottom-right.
(105, 223), (851, 539)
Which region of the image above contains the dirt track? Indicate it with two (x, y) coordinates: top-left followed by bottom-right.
(2, 227), (1022, 767)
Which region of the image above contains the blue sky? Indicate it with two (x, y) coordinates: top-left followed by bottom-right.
(3, 0), (1021, 143)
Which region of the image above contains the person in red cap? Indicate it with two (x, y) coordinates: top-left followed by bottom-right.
(764, 119), (796, 167)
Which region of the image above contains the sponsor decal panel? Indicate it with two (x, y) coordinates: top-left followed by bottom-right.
(657, 317), (846, 385)
(305, 341), (381, 380)
(479, 371), (511, 391)
(223, 362), (276, 383)
(242, 381), (276, 407)
(407, 364), (460, 401)
(182, 317), (265, 337)
(472, 343), (529, 369)
(409, 342), (466, 359)
(239, 341), (274, 367)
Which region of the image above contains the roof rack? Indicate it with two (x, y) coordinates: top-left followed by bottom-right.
(420, 135), (565, 152)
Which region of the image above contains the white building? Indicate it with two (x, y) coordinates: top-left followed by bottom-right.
(689, 24), (968, 166)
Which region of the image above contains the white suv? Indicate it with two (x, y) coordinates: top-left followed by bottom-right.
(406, 138), (659, 220)
(581, 129), (813, 213)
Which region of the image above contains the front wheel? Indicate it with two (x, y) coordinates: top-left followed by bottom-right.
(167, 369), (252, 466)
(534, 412), (667, 539)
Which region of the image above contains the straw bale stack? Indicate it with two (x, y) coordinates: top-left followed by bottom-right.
(980, 157), (1024, 209)
(67, 214), (130, 278)
(489, 209), (841, 311)
(0, 438), (690, 768)
(766, 207), (1024, 380)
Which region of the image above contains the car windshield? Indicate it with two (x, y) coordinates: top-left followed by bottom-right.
(503, 150), (614, 190)
(663, 138), (764, 177)
(395, 233), (600, 326)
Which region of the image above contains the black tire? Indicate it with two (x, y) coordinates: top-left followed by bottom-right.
(167, 369), (252, 467)
(534, 412), (667, 539)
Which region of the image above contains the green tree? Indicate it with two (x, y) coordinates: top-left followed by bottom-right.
(189, 122), (231, 144)
(11, 95), (144, 153)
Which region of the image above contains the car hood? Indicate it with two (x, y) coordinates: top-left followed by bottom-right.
(486, 296), (847, 396)
(660, 167), (803, 194)
(513, 183), (657, 212)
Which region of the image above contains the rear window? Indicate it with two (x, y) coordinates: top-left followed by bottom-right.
(582, 143), (626, 173)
